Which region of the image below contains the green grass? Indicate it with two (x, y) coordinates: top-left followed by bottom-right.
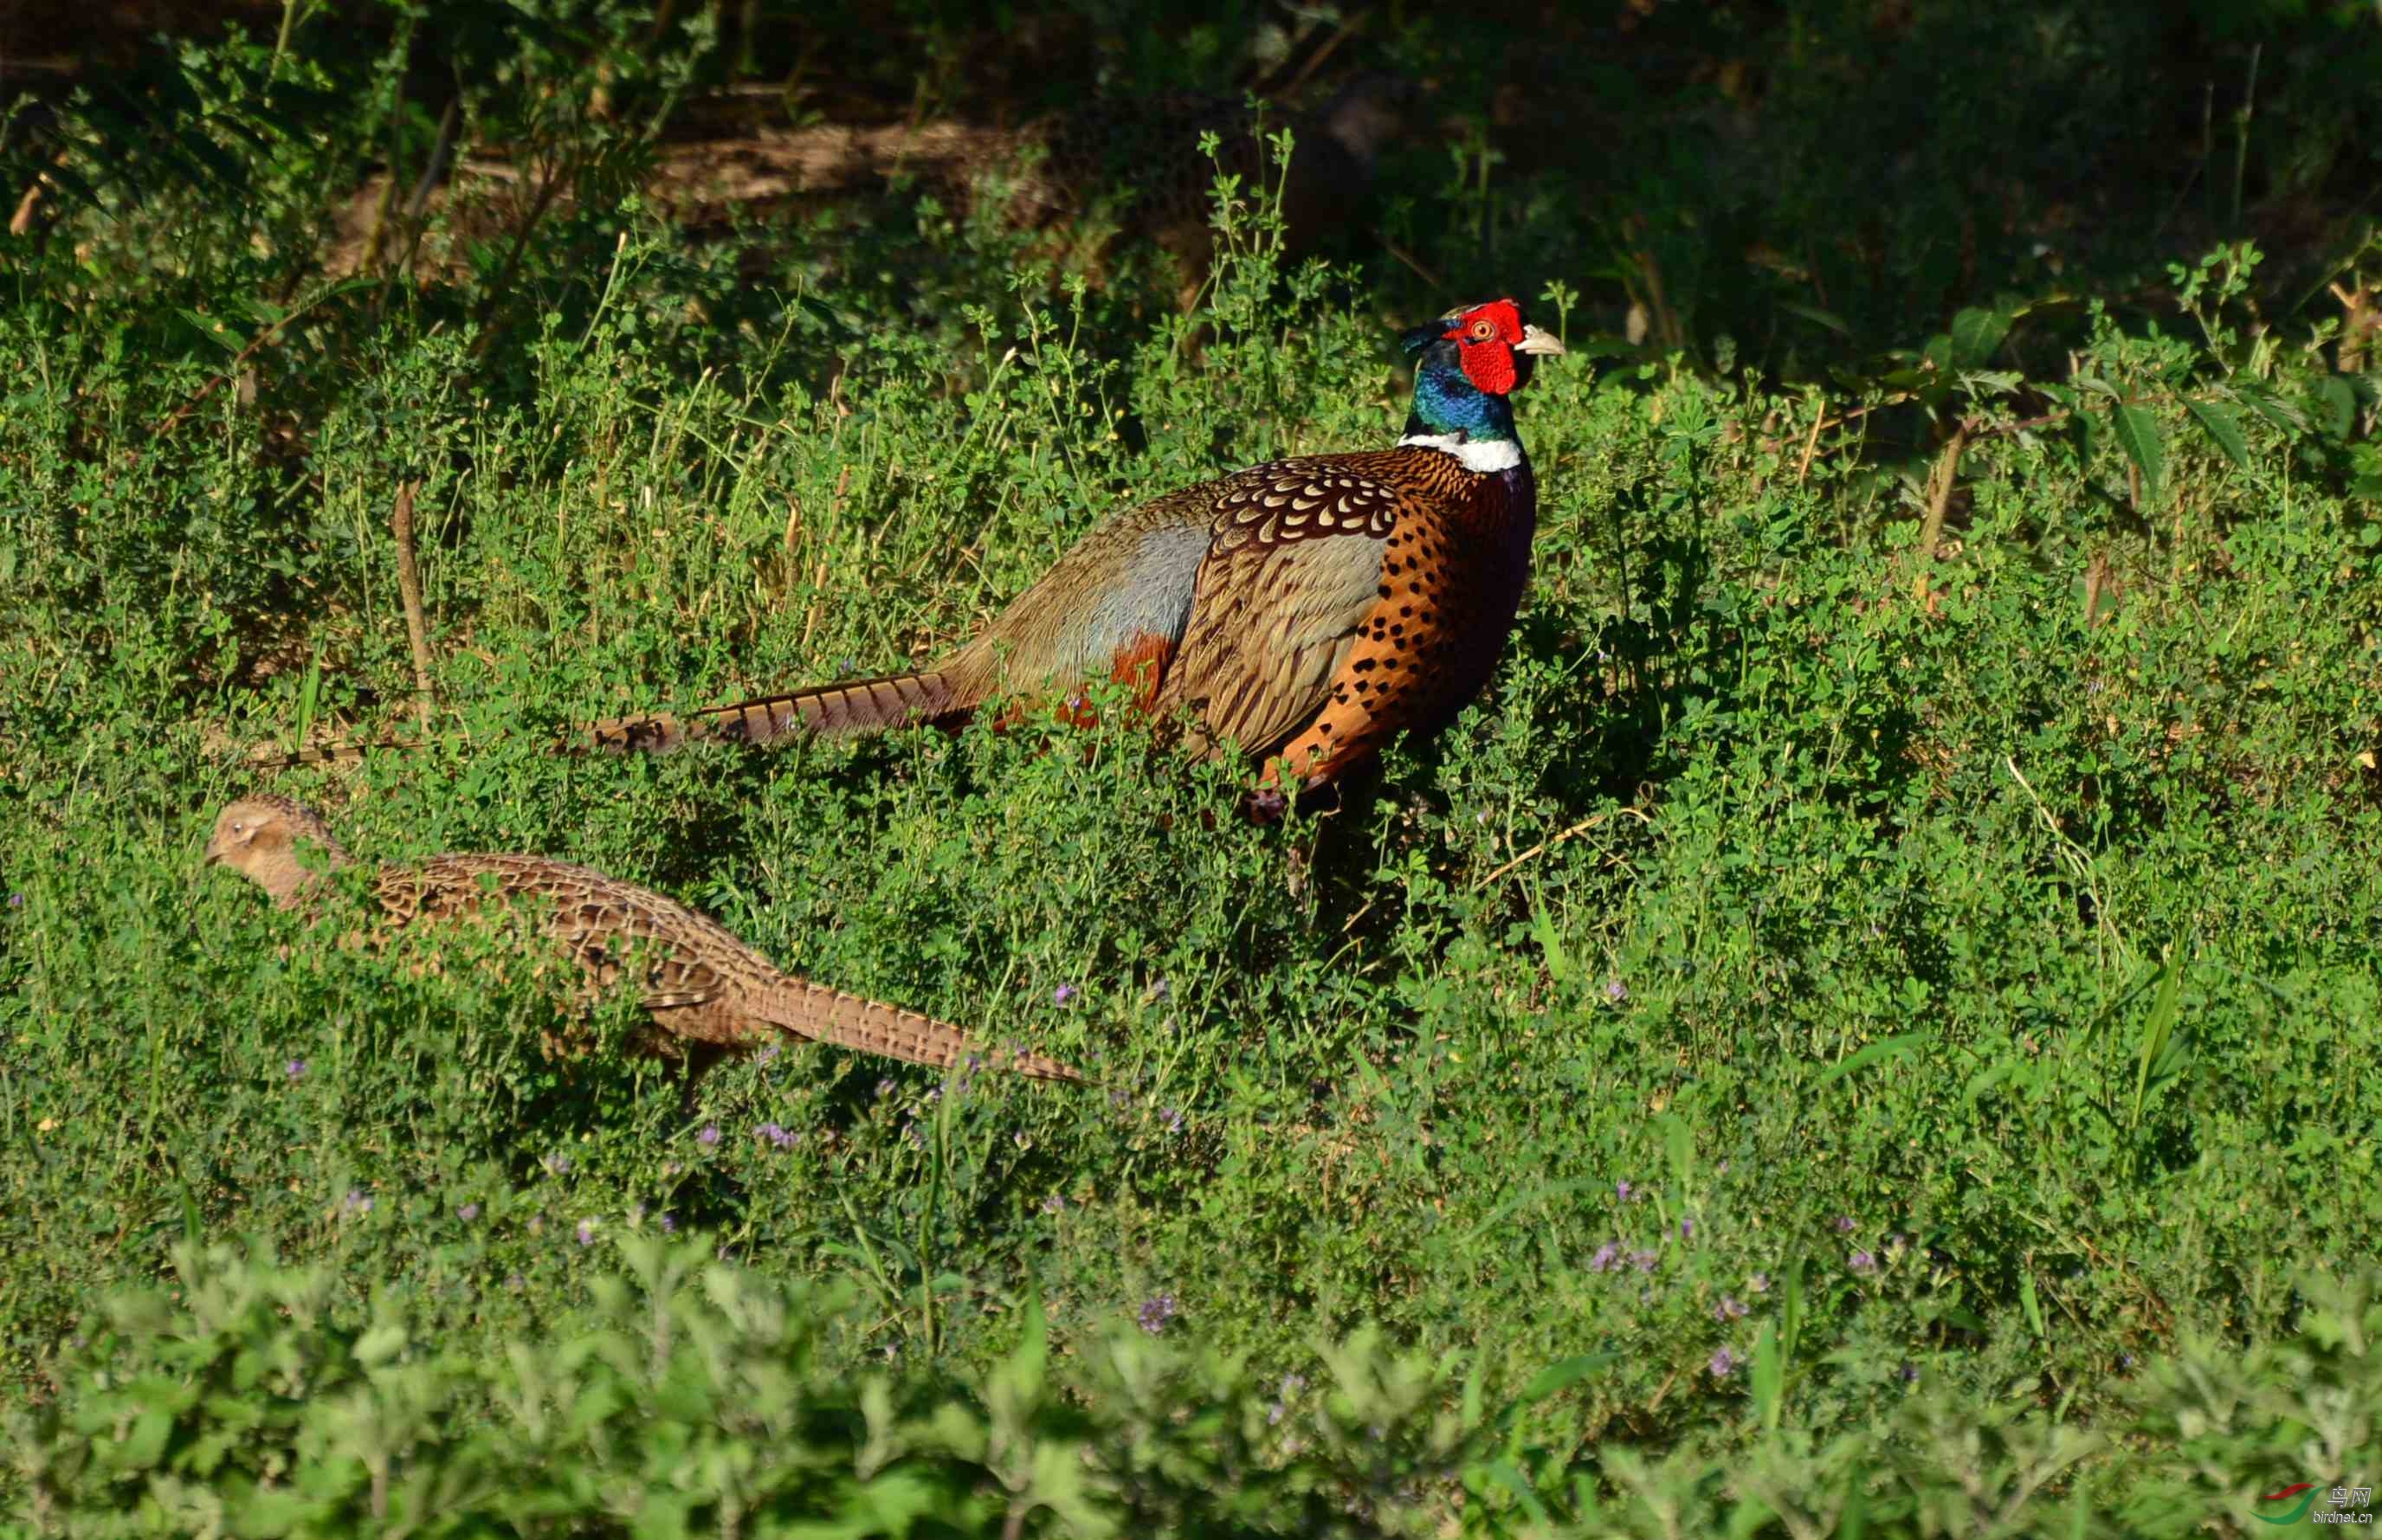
(4, 9), (2382, 1534)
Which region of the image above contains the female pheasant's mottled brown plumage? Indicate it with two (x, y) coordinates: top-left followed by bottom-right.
(203, 796), (1079, 1086)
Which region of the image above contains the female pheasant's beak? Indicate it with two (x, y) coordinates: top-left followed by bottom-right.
(1515, 325), (1565, 358)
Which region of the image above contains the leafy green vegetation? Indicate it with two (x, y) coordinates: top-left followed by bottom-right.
(3, 3), (2379, 1533)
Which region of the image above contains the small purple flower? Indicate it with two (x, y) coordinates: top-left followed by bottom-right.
(506, 1273), (525, 1291)
(1709, 1347), (1736, 1378)
(1849, 1249), (1876, 1274)
(1615, 1180), (1634, 1202)
(696, 1124), (720, 1149)
(661, 1213), (677, 1233)
(285, 1058), (308, 1082)
(875, 1078), (894, 1099)
(923, 1086), (941, 1105)
(1160, 1106), (1184, 1133)
(1052, 984), (1078, 1006)
(754, 1044), (780, 1066)
(902, 1120), (926, 1150)
(1604, 978), (1629, 1002)
(1589, 1241), (1620, 1273)
(1042, 1193), (1066, 1215)
(1715, 1295), (1747, 1322)
(758, 1122), (797, 1150)
(1900, 1362), (1920, 1382)
(1748, 1273), (1771, 1293)
(577, 1219), (597, 1246)
(545, 1153), (571, 1176)
(1280, 1373), (1306, 1397)
(1138, 1292), (1178, 1335)
(1678, 1217), (1695, 1240)
(1268, 1401), (1288, 1425)
(458, 1202), (481, 1222)
(1630, 1249), (1659, 1273)
(1248, 788), (1288, 821)
(6, 892), (21, 909)
(343, 1189), (372, 1215)
(1151, 977), (1172, 1002)
(1834, 1215), (1856, 1234)
(1013, 1131), (1034, 1150)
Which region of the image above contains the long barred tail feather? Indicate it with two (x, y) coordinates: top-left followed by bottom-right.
(579, 671), (968, 756)
(243, 670), (970, 768)
(245, 733), (436, 770)
(757, 979), (1083, 1083)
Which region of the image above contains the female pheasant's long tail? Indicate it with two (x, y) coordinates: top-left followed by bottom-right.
(247, 734), (430, 769)
(750, 977), (1083, 1083)
(579, 670), (972, 755)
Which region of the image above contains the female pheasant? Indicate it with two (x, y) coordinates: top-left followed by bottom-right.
(589, 297), (1563, 793)
(204, 796), (1081, 1087)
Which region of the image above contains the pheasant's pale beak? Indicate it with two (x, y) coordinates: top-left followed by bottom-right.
(1515, 325), (1566, 358)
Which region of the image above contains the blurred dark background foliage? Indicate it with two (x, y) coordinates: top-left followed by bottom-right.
(6, 0), (2377, 383)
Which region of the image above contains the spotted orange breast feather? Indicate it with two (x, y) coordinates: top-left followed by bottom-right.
(1144, 445), (1535, 786)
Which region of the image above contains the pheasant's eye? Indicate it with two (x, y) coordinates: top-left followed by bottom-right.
(1468, 319), (1495, 341)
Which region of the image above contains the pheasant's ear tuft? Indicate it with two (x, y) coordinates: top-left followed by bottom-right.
(1399, 319), (1453, 357)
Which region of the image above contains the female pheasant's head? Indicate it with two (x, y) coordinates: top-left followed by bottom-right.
(205, 795), (351, 906)
(1398, 298), (1565, 461)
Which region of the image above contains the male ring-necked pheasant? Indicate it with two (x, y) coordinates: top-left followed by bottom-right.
(259, 299), (1561, 793)
(205, 796), (1081, 1086)
(588, 297), (1563, 793)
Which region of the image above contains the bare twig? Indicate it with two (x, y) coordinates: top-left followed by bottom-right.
(7, 180), (42, 238)
(1472, 807), (1652, 891)
(469, 156), (576, 356)
(151, 314), (304, 441)
(1375, 233), (1443, 290)
(2004, 754), (2127, 966)
(2084, 548), (2114, 628)
(1794, 399), (1828, 484)
(1916, 424), (1970, 558)
(1274, 17), (1357, 100)
(391, 481), (437, 733)
(8, 151), (67, 237)
(387, 94), (463, 285)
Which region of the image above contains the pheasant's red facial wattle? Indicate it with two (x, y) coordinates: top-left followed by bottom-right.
(1450, 299), (1527, 395)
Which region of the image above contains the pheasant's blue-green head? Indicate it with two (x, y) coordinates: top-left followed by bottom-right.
(1398, 298), (1565, 447)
